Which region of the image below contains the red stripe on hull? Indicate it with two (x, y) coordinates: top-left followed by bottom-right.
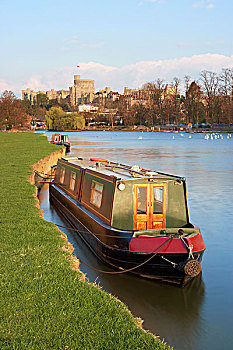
(129, 233), (206, 253)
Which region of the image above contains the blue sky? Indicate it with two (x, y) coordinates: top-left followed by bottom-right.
(0, 0), (233, 95)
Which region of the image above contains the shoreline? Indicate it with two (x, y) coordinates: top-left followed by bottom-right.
(35, 126), (233, 133)
(1, 132), (171, 350)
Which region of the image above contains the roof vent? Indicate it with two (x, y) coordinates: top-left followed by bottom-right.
(146, 171), (157, 177)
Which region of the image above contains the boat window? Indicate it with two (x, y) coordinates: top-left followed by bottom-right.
(90, 181), (103, 208)
(137, 186), (147, 214)
(153, 187), (163, 214)
(70, 171), (76, 191)
(60, 167), (65, 184)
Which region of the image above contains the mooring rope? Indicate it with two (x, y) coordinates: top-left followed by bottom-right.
(74, 236), (173, 275)
(55, 223), (179, 240)
(34, 170), (55, 180)
(56, 223), (139, 240)
(55, 222), (174, 274)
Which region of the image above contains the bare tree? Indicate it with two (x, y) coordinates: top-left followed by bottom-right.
(219, 68), (233, 123)
(143, 79), (165, 123)
(200, 71), (219, 123)
(219, 68), (233, 97)
(171, 77), (181, 124)
(186, 81), (205, 125)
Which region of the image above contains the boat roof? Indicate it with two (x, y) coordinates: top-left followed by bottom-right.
(60, 156), (184, 181)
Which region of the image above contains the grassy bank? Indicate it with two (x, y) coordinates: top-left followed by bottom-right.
(0, 132), (171, 350)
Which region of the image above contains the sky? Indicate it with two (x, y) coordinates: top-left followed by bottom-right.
(0, 0), (233, 96)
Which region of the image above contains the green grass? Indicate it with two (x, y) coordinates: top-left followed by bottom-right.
(0, 132), (172, 350)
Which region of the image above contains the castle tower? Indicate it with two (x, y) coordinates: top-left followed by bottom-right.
(70, 66), (95, 106)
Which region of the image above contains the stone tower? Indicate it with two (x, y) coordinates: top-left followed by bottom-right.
(69, 72), (95, 106)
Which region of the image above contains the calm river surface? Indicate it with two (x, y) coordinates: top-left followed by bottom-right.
(38, 131), (233, 350)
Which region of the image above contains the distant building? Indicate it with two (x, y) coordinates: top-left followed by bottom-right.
(22, 69), (95, 106)
(78, 104), (99, 113)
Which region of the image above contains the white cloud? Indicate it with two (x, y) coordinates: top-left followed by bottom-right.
(0, 79), (20, 96)
(2, 54), (233, 97)
(76, 54), (233, 91)
(206, 3), (214, 9)
(192, 1), (214, 9)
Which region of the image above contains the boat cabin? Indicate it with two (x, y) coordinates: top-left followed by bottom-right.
(54, 157), (190, 231)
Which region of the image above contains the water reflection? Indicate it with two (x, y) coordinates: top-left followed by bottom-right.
(38, 131), (233, 350)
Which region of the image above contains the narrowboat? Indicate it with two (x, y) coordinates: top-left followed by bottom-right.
(50, 133), (70, 153)
(49, 156), (206, 286)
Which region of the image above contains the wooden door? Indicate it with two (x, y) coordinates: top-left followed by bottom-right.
(134, 184), (167, 230)
(150, 184), (166, 229)
(134, 185), (149, 230)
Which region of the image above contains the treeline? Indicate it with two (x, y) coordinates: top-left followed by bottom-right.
(107, 69), (233, 127)
(22, 93), (70, 120)
(0, 90), (85, 131)
(1, 68), (232, 130)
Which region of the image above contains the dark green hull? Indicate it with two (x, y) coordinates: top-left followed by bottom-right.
(50, 184), (204, 286)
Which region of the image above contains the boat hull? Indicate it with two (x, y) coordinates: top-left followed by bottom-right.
(50, 184), (205, 286)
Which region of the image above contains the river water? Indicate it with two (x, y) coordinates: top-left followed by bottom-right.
(38, 131), (233, 350)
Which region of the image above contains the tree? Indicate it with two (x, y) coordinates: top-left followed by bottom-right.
(35, 93), (49, 108)
(143, 79), (165, 123)
(0, 90), (29, 130)
(219, 68), (233, 97)
(171, 77), (181, 124)
(163, 96), (175, 125)
(45, 107), (85, 130)
(45, 107), (65, 130)
(186, 81), (205, 125)
(219, 68), (233, 124)
(21, 99), (33, 115)
(200, 70), (219, 123)
(132, 103), (146, 125)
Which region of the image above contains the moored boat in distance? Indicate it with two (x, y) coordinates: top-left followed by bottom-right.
(49, 156), (206, 286)
(50, 133), (70, 153)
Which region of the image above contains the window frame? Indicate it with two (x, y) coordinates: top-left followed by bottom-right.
(70, 171), (76, 191)
(90, 180), (104, 209)
(60, 167), (65, 184)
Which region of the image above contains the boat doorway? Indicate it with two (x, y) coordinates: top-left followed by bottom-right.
(133, 183), (167, 230)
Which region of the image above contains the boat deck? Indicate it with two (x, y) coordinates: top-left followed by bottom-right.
(61, 156), (183, 181)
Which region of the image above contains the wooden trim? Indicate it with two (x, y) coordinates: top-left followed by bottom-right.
(133, 184), (149, 230)
(56, 183), (77, 200)
(150, 183), (167, 229)
(69, 171), (76, 191)
(86, 169), (116, 183)
(59, 159), (82, 171)
(81, 202), (110, 225)
(90, 180), (104, 208)
(54, 183), (110, 225)
(133, 183), (167, 230)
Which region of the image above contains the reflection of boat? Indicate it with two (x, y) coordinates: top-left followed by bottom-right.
(50, 133), (70, 152)
(49, 156), (206, 286)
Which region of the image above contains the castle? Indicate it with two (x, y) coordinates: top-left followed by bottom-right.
(22, 69), (95, 106)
